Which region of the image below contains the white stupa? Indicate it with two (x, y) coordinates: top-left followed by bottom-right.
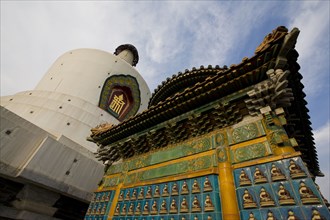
(0, 45), (150, 219)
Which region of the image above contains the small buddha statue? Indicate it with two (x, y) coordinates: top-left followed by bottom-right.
(266, 210), (275, 220)
(138, 188), (145, 199)
(278, 184), (295, 205)
(181, 180), (189, 194)
(171, 182), (179, 195)
(260, 187), (275, 207)
(169, 198), (178, 213)
(95, 193), (100, 202)
(270, 163), (286, 181)
(121, 204), (127, 215)
(192, 179), (201, 193)
(154, 185), (160, 198)
(287, 210), (297, 220)
(114, 204), (120, 215)
(86, 207), (91, 215)
(192, 196), (202, 212)
(96, 205), (101, 214)
(181, 217), (186, 220)
(125, 190), (131, 201)
(289, 159), (306, 179)
(105, 192), (110, 202)
(91, 206), (96, 215)
(100, 193), (106, 202)
(311, 208), (325, 220)
(146, 186), (153, 199)
(239, 169), (252, 186)
(160, 199), (168, 214)
(194, 216), (199, 220)
(101, 205), (106, 215)
(131, 189), (137, 200)
(150, 200), (158, 215)
(118, 191), (124, 201)
(254, 167), (268, 184)
(203, 177), (213, 192)
(207, 215), (212, 220)
(299, 181), (320, 204)
(248, 212), (256, 220)
(162, 183), (169, 196)
(180, 197), (189, 213)
(243, 189), (257, 208)
(204, 194), (215, 211)
(127, 203), (134, 215)
(142, 201), (149, 215)
(135, 202), (141, 215)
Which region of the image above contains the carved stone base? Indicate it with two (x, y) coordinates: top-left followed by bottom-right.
(260, 200), (275, 207)
(150, 210), (158, 215)
(159, 209), (167, 214)
(254, 178), (267, 184)
(169, 209), (178, 214)
(192, 207), (201, 212)
(271, 175), (286, 181)
(240, 180), (252, 186)
(180, 208), (189, 213)
(290, 172), (306, 179)
(204, 206), (215, 212)
(243, 202), (257, 209)
(279, 199), (295, 205)
(301, 198), (320, 204)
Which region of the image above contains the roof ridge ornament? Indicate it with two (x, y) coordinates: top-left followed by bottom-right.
(255, 26), (288, 54)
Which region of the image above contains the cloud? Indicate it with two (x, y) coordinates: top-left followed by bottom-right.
(287, 1), (330, 98)
(314, 121), (330, 201)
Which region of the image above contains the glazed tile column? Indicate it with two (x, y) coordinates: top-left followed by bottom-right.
(217, 147), (240, 220)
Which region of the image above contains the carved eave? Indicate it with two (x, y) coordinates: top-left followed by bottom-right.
(90, 27), (321, 177)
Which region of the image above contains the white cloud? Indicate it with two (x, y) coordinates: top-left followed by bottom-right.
(314, 121), (330, 201)
(287, 1), (330, 98)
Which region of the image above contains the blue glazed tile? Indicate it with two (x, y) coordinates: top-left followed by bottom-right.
(279, 206), (305, 219)
(202, 193), (217, 213)
(240, 210), (261, 220)
(179, 195), (191, 213)
(271, 181), (297, 206)
(158, 197), (170, 214)
(301, 205), (330, 220)
(191, 178), (203, 194)
(179, 179), (191, 195)
(138, 186), (147, 200)
(202, 212), (219, 220)
(170, 181), (180, 196)
(167, 215), (179, 220)
(259, 208), (282, 220)
(251, 165), (270, 185)
(266, 161), (288, 183)
(190, 213), (203, 220)
(236, 187), (258, 210)
(160, 183), (171, 197)
(291, 178), (322, 206)
(169, 196), (179, 214)
(283, 157), (309, 179)
(201, 176), (215, 193)
(234, 167), (253, 188)
(254, 184), (277, 207)
(150, 199), (160, 215)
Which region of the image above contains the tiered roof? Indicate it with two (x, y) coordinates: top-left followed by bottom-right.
(89, 26), (322, 177)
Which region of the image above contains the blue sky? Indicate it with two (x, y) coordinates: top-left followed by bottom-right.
(1, 1), (329, 200)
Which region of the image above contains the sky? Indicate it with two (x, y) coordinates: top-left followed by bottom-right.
(1, 1), (329, 201)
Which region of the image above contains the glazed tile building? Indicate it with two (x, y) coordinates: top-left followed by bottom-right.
(85, 27), (330, 220)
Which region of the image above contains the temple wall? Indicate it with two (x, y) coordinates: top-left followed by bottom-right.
(85, 109), (330, 219)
